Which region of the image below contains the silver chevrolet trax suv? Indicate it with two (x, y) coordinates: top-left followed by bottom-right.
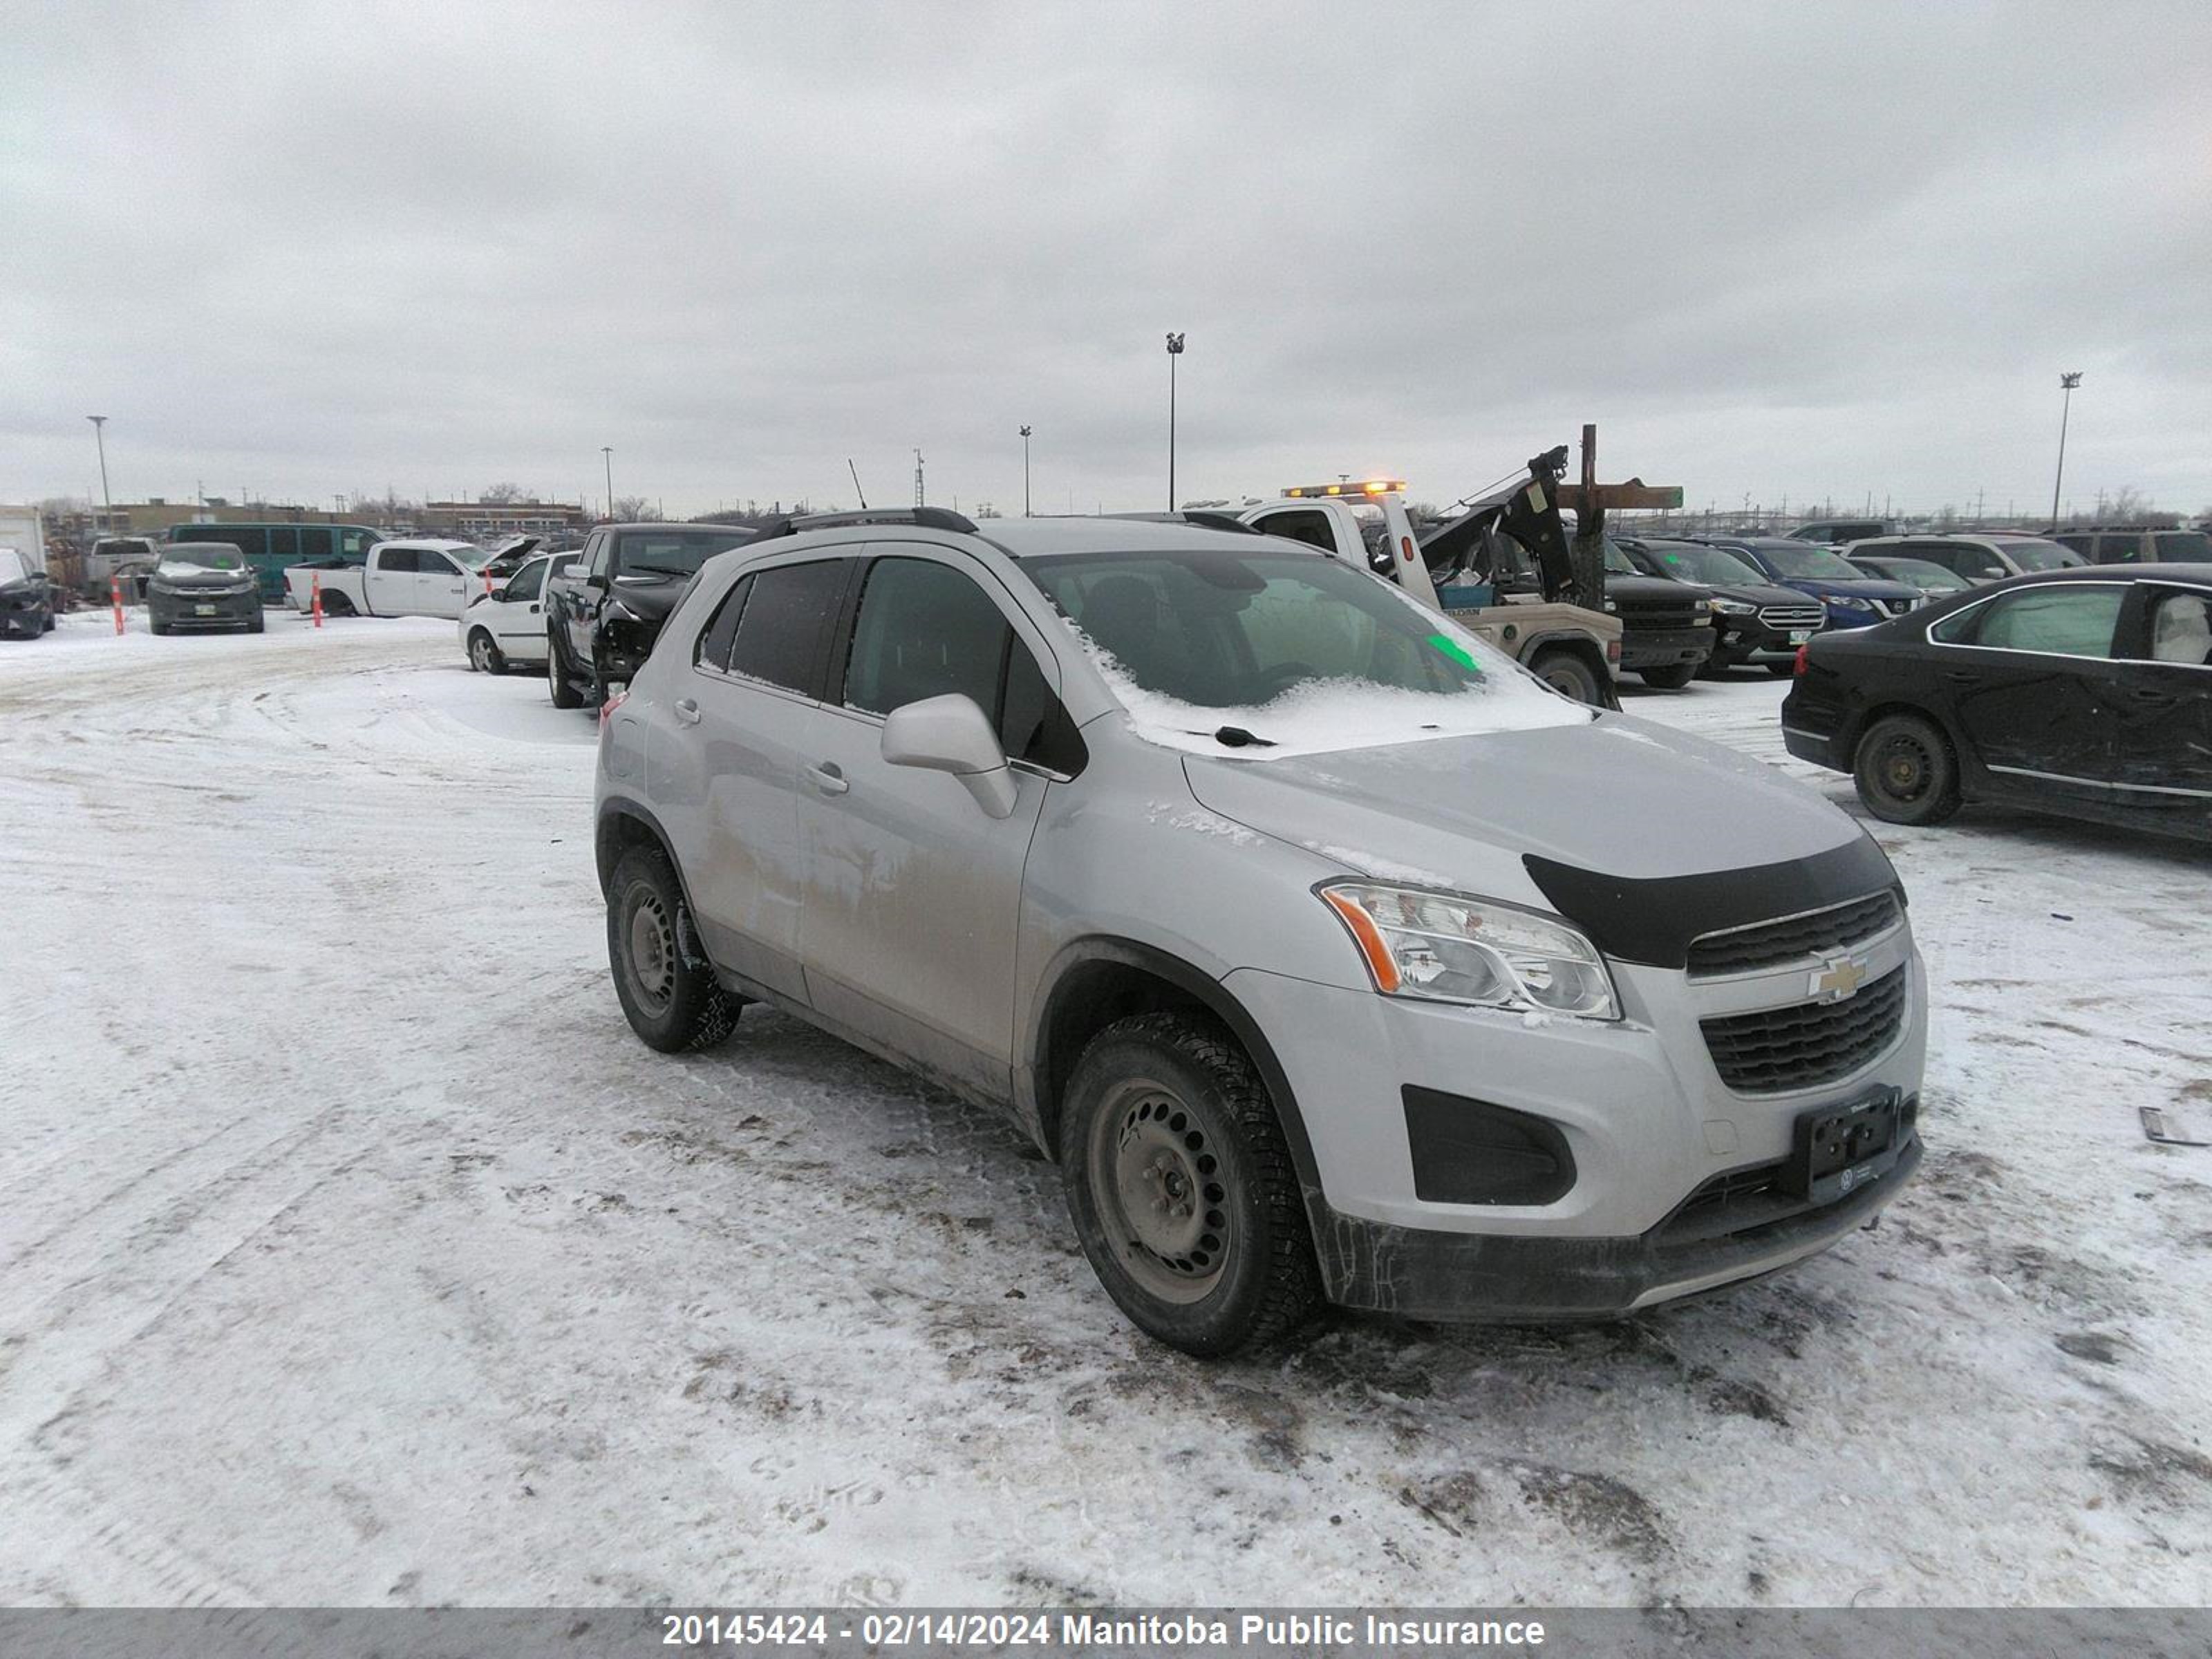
(594, 508), (1927, 1356)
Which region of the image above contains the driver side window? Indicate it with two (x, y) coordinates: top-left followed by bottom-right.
(505, 560), (546, 602)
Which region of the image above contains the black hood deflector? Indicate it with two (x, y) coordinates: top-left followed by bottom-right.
(1524, 836), (1902, 969)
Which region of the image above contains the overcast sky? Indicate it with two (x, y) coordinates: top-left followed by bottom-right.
(6, 1), (2209, 523)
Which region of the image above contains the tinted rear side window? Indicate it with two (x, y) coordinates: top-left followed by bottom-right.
(695, 574), (753, 669)
(378, 547), (420, 574)
(727, 562), (845, 695)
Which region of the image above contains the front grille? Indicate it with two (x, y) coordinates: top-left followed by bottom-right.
(1757, 605), (1825, 629)
(1701, 966), (1909, 1095)
(1687, 890), (1901, 977)
(1617, 603), (1703, 631)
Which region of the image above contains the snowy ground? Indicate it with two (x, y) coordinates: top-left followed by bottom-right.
(2, 610), (2207, 1608)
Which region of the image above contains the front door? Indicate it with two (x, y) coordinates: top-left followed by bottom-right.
(1933, 581), (2130, 801)
(419, 550), (470, 617)
(794, 550), (1053, 1099)
(491, 557), (549, 653)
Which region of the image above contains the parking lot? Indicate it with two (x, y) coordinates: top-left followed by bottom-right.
(3, 611), (2207, 1606)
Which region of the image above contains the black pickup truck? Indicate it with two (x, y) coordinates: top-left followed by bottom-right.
(1597, 539), (1717, 688)
(544, 522), (756, 709)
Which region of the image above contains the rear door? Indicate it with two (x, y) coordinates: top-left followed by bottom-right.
(2110, 581), (2212, 821)
(366, 547), (417, 612)
(1930, 581), (2132, 803)
(794, 547), (1056, 1098)
(679, 553), (854, 1003)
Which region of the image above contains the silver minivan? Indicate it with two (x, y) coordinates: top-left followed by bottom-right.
(594, 509), (1927, 1355)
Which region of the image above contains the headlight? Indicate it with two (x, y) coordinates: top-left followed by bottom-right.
(1708, 597), (1756, 615)
(149, 577), (182, 594)
(1319, 882), (1620, 1022)
(608, 598), (644, 624)
(1830, 596), (1873, 611)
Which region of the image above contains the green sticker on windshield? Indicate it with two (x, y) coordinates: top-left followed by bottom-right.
(1664, 553), (1682, 563)
(1427, 632), (1482, 674)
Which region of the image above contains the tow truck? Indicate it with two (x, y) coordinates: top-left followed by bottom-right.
(1225, 452), (1627, 706)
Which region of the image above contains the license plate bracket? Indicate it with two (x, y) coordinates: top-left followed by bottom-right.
(1788, 1088), (1903, 1203)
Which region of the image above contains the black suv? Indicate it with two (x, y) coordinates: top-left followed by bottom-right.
(1620, 538), (1827, 675)
(545, 523), (756, 708)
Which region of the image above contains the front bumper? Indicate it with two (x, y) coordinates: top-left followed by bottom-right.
(149, 588), (261, 628)
(1615, 624), (1714, 671)
(1224, 937), (1927, 1320)
(1713, 617), (1817, 664)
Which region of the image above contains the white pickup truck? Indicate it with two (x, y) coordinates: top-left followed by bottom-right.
(1227, 479), (1627, 706)
(283, 538), (491, 619)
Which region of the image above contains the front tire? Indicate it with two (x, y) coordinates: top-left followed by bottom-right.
(1527, 646), (1604, 705)
(246, 608), (265, 634)
(1058, 1012), (1320, 1357)
(1638, 661), (1698, 691)
(1853, 712), (1962, 826)
(468, 629), (505, 674)
(548, 631), (583, 708)
(606, 845), (738, 1052)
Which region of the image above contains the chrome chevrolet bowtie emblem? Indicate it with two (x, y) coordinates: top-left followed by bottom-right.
(1811, 955), (1870, 1002)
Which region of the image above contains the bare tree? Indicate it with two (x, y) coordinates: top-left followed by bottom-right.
(609, 495), (653, 522)
(478, 482), (526, 504)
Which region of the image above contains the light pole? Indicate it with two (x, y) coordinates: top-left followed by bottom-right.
(601, 446), (614, 520)
(1020, 425), (1033, 517)
(1165, 332), (1185, 509)
(86, 415), (113, 534)
(2050, 373), (2081, 529)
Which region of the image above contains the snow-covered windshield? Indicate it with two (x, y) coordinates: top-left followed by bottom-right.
(1023, 545), (1590, 756)
(0, 549), (29, 584)
(158, 545), (245, 570)
(1646, 543), (1764, 585)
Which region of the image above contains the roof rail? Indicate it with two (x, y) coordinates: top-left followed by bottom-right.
(751, 506), (979, 543)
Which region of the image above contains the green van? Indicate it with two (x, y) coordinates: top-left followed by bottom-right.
(165, 523), (386, 603)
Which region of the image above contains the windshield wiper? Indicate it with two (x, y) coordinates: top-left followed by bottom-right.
(624, 563), (693, 577)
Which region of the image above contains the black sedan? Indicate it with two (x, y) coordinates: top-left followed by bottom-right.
(1782, 565), (2212, 842)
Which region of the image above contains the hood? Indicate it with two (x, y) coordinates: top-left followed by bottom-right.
(153, 565), (253, 588)
(607, 573), (687, 620)
(1707, 579), (1817, 608)
(1182, 713), (1869, 906)
(1779, 575), (1920, 602)
(1605, 574), (1710, 606)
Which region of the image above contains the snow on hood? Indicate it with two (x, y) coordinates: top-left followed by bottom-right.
(1086, 653), (1592, 761)
(1184, 711), (1867, 885)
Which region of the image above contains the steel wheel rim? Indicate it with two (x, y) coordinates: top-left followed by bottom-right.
(623, 885), (677, 1013)
(1088, 1078), (1230, 1304)
(1541, 664), (1590, 702)
(1875, 733), (1931, 803)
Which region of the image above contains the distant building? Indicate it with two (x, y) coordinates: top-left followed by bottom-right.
(419, 499), (590, 538)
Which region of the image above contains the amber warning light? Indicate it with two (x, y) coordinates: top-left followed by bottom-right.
(1284, 479), (1406, 498)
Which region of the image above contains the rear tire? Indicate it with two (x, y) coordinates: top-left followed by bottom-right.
(1853, 712), (1962, 826)
(468, 629), (505, 674)
(548, 632), (583, 708)
(1528, 647), (1604, 705)
(1058, 1012), (1320, 1357)
(607, 845), (738, 1052)
(320, 591), (355, 619)
(1638, 661), (1698, 690)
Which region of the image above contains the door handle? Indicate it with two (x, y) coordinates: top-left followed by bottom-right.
(673, 698), (701, 725)
(1942, 670), (1981, 686)
(2124, 687), (2177, 705)
(807, 762), (850, 796)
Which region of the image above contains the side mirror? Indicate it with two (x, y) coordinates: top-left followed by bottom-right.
(881, 694), (1018, 818)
